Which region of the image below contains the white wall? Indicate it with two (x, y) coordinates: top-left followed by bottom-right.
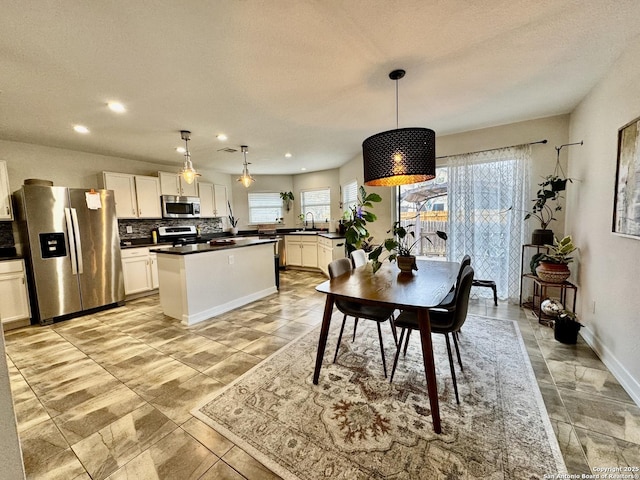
(0, 139), (233, 206)
(566, 36), (640, 405)
(339, 115), (571, 247)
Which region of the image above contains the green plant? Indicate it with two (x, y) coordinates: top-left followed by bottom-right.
(227, 201), (238, 227)
(342, 186), (382, 256)
(524, 175), (571, 229)
(369, 222), (447, 273)
(280, 191), (294, 211)
(539, 235), (577, 265)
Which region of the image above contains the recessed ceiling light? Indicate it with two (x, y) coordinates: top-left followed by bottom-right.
(217, 134), (228, 141)
(107, 101), (126, 113)
(176, 147), (186, 154)
(300, 167), (307, 171)
(285, 152), (292, 158)
(73, 125), (89, 134)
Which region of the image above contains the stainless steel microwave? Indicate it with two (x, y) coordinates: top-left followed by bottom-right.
(161, 195), (201, 218)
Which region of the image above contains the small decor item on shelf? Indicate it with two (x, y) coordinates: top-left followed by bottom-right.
(554, 310), (583, 344)
(535, 235), (577, 283)
(228, 201), (239, 235)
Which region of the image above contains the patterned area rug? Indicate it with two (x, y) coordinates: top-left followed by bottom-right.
(193, 315), (566, 479)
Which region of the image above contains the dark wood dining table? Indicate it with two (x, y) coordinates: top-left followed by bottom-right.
(314, 259), (460, 434)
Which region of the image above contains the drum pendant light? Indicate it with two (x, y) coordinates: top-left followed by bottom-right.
(363, 69), (436, 186)
(178, 130), (201, 185)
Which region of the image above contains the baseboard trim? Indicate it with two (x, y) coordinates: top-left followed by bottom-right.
(580, 325), (640, 408)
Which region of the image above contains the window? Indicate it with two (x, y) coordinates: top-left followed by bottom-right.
(248, 192), (282, 224)
(301, 188), (331, 222)
(342, 180), (358, 216)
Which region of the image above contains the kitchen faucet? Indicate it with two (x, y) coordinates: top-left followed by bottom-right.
(305, 212), (315, 229)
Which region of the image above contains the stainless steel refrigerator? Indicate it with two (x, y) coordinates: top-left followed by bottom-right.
(15, 185), (125, 324)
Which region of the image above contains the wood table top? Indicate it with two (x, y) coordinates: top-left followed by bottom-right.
(316, 259), (460, 310)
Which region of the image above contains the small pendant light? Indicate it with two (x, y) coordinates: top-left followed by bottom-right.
(179, 130), (201, 185)
(237, 145), (255, 188)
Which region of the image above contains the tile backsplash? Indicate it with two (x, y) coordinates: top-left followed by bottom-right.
(118, 218), (223, 240)
(0, 222), (14, 247)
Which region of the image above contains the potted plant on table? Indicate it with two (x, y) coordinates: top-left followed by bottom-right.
(532, 235), (577, 283)
(228, 201), (239, 235)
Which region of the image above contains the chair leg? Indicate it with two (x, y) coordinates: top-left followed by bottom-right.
(390, 327), (407, 383)
(452, 330), (463, 371)
(352, 318), (359, 342)
(403, 329), (412, 356)
(444, 333), (460, 404)
(492, 285), (498, 306)
(333, 314), (348, 363)
(376, 322), (388, 378)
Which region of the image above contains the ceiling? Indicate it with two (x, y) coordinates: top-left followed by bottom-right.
(2, 1), (640, 176)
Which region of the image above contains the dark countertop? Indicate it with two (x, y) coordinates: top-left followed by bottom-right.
(151, 238), (277, 256)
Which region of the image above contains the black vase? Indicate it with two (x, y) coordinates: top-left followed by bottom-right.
(531, 229), (554, 246)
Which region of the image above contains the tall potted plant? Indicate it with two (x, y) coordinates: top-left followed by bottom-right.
(533, 235), (576, 283)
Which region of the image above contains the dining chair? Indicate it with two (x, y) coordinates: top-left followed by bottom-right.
(390, 265), (475, 404)
(438, 254), (471, 308)
(350, 249), (368, 268)
(328, 258), (398, 377)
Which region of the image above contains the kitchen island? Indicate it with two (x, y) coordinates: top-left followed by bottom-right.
(152, 238), (277, 326)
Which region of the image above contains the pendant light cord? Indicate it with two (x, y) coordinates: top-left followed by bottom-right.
(395, 78), (399, 130)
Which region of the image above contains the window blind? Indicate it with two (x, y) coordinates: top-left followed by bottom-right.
(248, 192), (283, 224)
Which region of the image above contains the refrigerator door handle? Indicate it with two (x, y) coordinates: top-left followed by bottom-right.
(70, 208), (84, 275)
(64, 207), (78, 275)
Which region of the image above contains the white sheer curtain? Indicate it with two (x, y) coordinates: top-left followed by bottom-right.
(446, 145), (530, 302)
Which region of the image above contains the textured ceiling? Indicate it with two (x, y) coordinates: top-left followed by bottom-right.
(2, 1), (640, 175)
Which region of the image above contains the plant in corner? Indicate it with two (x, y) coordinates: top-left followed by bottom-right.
(531, 235), (576, 284)
(227, 201), (239, 234)
(525, 174), (572, 245)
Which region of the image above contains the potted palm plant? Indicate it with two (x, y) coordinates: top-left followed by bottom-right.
(533, 235), (576, 283)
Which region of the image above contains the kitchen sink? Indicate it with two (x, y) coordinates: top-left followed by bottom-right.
(293, 230), (318, 234)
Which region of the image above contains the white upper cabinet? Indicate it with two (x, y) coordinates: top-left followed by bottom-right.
(198, 182), (215, 217)
(159, 171), (198, 197)
(0, 161), (14, 220)
(102, 172), (161, 219)
(198, 182), (228, 218)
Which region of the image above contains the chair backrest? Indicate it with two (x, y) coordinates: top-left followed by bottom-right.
(350, 249), (368, 268)
(450, 265), (474, 332)
(328, 257), (352, 279)
(453, 254), (472, 291)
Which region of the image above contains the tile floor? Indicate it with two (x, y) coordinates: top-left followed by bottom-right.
(5, 269), (640, 479)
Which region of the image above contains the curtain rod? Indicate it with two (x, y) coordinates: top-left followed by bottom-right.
(435, 139), (548, 160)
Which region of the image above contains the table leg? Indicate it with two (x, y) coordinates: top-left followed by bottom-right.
(417, 308), (442, 434)
(313, 294), (335, 385)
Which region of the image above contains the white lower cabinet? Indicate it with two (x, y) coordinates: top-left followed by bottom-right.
(121, 246), (173, 295)
(285, 235), (318, 268)
(286, 235), (343, 273)
(318, 236), (345, 276)
(121, 248), (153, 295)
(0, 260), (31, 323)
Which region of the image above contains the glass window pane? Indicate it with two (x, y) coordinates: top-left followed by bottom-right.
(248, 192), (283, 224)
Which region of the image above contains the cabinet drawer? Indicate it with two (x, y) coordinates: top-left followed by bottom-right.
(0, 259), (24, 274)
(121, 247), (150, 258)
